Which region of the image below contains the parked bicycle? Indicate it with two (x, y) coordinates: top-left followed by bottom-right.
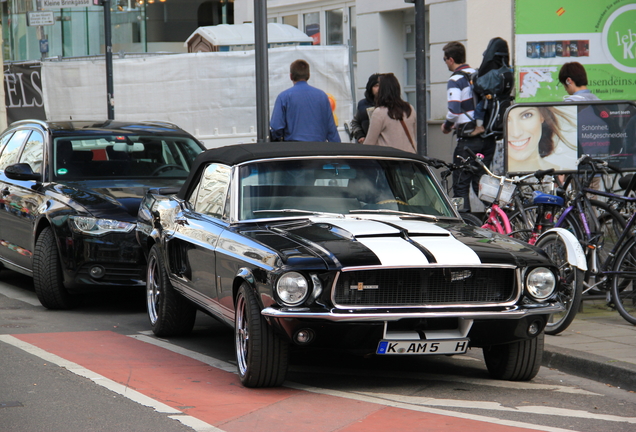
(465, 148), (587, 334)
(549, 155), (636, 325)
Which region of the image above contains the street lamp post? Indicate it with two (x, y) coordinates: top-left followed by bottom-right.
(95, 0), (115, 120)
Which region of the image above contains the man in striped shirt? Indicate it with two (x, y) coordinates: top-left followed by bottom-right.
(441, 41), (496, 212)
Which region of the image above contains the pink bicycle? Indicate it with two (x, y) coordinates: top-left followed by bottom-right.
(468, 150), (559, 246)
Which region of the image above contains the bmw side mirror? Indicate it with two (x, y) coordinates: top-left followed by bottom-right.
(5, 163), (42, 182)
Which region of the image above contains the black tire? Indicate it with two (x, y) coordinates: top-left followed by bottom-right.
(33, 227), (77, 310)
(535, 232), (584, 335)
(235, 283), (289, 387)
(460, 212), (482, 227)
(611, 238), (636, 325)
(483, 333), (544, 381)
(146, 245), (196, 337)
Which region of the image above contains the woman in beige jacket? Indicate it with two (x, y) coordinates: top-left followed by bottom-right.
(363, 73), (417, 153)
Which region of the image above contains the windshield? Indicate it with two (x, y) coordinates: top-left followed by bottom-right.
(53, 135), (203, 180)
(238, 158), (456, 221)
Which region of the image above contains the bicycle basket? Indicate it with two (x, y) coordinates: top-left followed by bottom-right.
(478, 174), (516, 204)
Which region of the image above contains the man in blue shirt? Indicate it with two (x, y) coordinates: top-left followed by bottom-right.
(270, 59), (341, 142)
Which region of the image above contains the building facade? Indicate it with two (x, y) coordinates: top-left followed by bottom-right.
(2, 0), (513, 161)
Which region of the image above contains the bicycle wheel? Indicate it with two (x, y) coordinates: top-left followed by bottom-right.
(589, 199), (626, 254)
(535, 232), (584, 335)
(611, 237), (636, 325)
(508, 204), (538, 243)
(460, 212), (483, 227)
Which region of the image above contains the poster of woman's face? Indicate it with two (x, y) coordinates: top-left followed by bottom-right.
(505, 105), (577, 173)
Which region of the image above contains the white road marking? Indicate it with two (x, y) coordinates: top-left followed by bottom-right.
(356, 392), (636, 424)
(0, 335), (223, 432)
(0, 285), (41, 306)
(286, 382), (576, 432)
(286, 363), (601, 396)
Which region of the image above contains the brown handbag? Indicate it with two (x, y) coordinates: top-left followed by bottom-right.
(399, 119), (417, 152)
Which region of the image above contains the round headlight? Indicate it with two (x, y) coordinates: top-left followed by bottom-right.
(276, 272), (309, 306)
(526, 267), (556, 300)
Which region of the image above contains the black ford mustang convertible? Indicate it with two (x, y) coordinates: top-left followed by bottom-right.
(137, 142), (564, 387)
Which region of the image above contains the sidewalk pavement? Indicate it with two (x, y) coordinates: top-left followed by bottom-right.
(542, 297), (636, 392)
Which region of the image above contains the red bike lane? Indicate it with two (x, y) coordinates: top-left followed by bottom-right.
(13, 331), (548, 432)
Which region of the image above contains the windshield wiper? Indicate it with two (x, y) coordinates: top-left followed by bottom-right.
(253, 209), (344, 218)
(349, 209), (438, 221)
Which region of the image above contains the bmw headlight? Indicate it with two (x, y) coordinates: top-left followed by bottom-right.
(276, 272), (309, 306)
(70, 216), (135, 236)
(526, 267), (556, 300)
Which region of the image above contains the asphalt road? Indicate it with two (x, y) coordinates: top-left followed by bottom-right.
(0, 270), (635, 432)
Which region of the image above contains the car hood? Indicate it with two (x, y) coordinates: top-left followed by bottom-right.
(244, 216), (546, 269)
(52, 179), (183, 220)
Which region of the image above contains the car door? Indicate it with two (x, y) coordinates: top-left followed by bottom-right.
(0, 128), (45, 270)
(167, 162), (230, 312)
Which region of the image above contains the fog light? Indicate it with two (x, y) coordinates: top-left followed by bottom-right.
(294, 329), (314, 345)
(89, 265), (105, 279)
(528, 321), (540, 336)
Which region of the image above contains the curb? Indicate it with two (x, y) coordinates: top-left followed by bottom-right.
(543, 345), (636, 392)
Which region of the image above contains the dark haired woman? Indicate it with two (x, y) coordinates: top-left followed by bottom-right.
(364, 73), (417, 153)
(350, 74), (380, 143)
(507, 106), (576, 172)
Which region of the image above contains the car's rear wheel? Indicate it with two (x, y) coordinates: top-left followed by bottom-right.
(483, 332), (544, 381)
(33, 227), (77, 310)
(146, 244), (196, 337)
(235, 283), (289, 387)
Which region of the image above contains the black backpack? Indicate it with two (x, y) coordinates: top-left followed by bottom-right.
(472, 37), (515, 139)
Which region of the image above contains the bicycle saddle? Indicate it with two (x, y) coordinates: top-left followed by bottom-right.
(531, 190), (564, 206)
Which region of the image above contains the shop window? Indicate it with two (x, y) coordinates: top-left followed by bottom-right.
(283, 14), (298, 28)
(304, 12), (320, 45)
(326, 9), (343, 45)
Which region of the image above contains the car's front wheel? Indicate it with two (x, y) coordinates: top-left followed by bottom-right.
(235, 283), (289, 387)
(483, 332), (544, 381)
(146, 244), (196, 337)
(33, 227), (77, 310)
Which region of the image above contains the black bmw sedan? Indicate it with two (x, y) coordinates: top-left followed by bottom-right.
(0, 119), (205, 309)
(137, 142), (565, 388)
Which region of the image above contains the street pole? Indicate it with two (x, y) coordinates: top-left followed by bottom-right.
(254, 0), (269, 142)
(102, 0), (114, 120)
(406, 0), (427, 155)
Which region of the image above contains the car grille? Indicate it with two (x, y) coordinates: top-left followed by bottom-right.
(333, 267), (517, 308)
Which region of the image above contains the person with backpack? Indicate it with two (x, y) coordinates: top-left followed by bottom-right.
(441, 41), (496, 211)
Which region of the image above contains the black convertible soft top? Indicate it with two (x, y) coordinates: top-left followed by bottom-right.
(177, 142), (430, 199)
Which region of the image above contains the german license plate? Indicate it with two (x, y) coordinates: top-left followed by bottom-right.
(377, 339), (469, 355)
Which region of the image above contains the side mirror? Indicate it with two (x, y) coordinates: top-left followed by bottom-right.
(5, 163), (42, 182)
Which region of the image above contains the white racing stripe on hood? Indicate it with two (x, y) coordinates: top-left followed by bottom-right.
(308, 217), (400, 236)
(310, 217), (479, 266)
(411, 236), (481, 265)
(356, 238), (430, 266)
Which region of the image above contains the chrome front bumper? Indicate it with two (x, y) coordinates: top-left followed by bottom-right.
(261, 303), (564, 322)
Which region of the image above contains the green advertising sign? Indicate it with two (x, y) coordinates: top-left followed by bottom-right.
(515, 0), (636, 102)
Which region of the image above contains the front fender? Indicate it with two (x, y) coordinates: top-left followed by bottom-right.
(538, 227), (587, 271)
